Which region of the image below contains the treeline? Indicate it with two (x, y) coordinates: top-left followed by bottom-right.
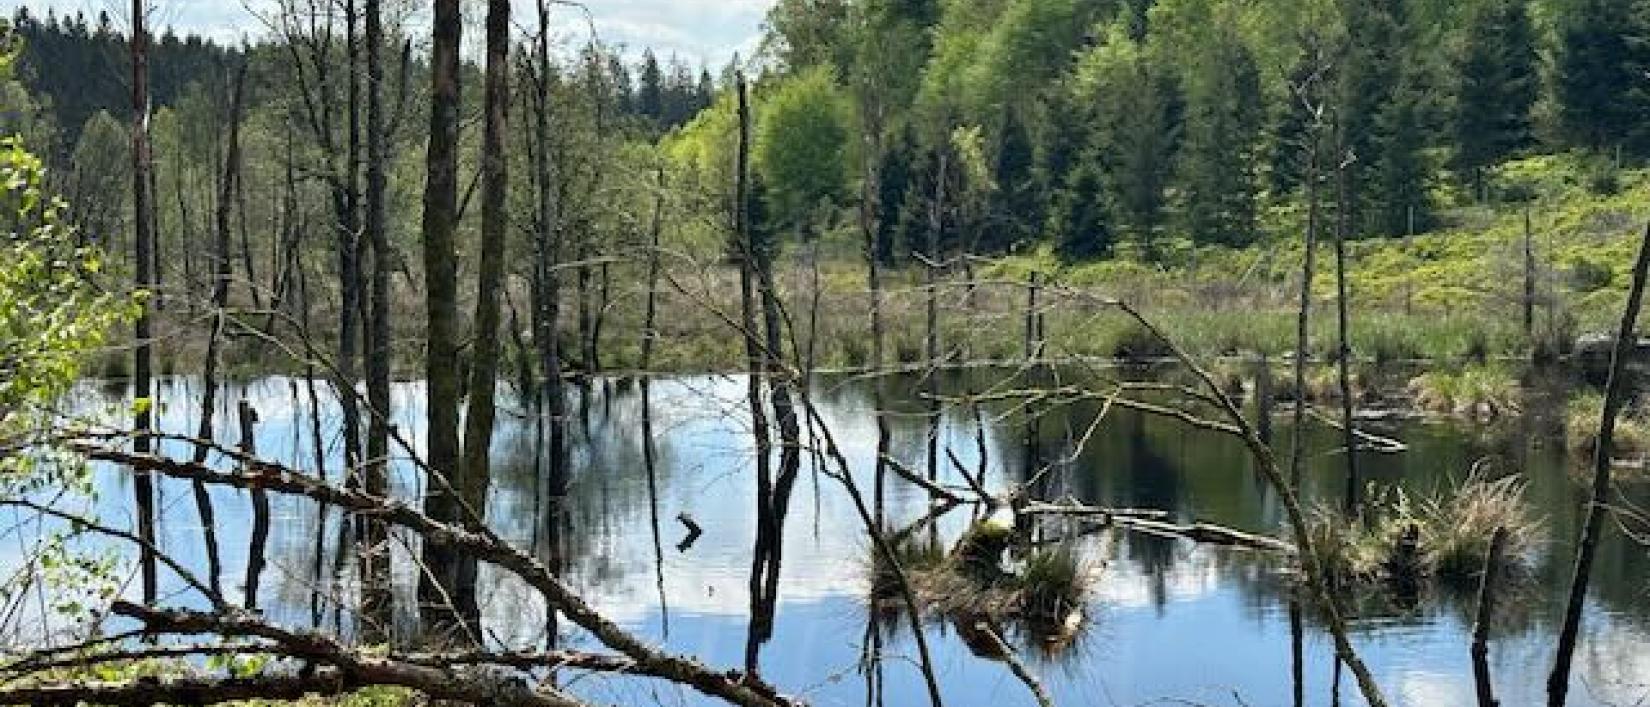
(7, 8), (233, 150)
(4, 8), (720, 160)
(674, 0), (1650, 267)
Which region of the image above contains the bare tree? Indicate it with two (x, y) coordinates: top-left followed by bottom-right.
(1548, 222), (1650, 706)
(418, 0), (467, 636)
(361, 0), (393, 639)
(128, 0), (158, 607)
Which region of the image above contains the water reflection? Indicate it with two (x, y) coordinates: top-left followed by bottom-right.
(60, 368), (1650, 706)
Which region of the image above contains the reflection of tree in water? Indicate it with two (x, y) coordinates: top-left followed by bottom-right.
(1119, 412), (1182, 607)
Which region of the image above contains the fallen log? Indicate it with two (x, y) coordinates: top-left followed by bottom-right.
(1113, 516), (1294, 553)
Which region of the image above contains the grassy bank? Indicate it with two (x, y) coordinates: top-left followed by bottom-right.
(102, 154), (1647, 380)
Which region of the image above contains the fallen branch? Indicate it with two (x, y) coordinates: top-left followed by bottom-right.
(1112, 517), (1294, 553)
(106, 601), (584, 707)
(975, 622), (1052, 707)
(71, 444), (797, 707)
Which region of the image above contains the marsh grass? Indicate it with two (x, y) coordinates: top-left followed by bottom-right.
(1307, 470), (1541, 590)
(1564, 392), (1650, 457)
(868, 530), (1097, 638)
(1407, 366), (1524, 419)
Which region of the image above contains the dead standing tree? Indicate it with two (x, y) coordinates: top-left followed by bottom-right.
(128, 0), (158, 607)
(265, 0), (367, 474)
(1548, 221), (1650, 706)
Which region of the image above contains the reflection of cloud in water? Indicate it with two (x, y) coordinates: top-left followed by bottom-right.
(1093, 539), (1222, 609)
(46, 371), (1650, 707)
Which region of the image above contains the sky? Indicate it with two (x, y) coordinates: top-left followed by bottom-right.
(0, 0), (774, 68)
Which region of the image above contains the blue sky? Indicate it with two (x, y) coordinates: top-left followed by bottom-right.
(0, 0), (773, 68)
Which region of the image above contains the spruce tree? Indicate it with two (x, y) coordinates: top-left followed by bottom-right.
(1179, 30), (1263, 247)
(1453, 0), (1537, 195)
(1080, 28), (1180, 258)
(1053, 157), (1112, 260)
(637, 49), (663, 121)
(1376, 66), (1432, 236)
(876, 129), (915, 264)
(1554, 0), (1649, 153)
(983, 110), (1041, 253)
(1269, 52), (1319, 197)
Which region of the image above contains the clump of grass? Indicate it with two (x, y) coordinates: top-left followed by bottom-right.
(1294, 364), (1375, 404)
(1306, 471), (1541, 589)
(869, 520), (1096, 636)
(1564, 392), (1650, 458)
(1013, 547), (1090, 625)
(1407, 366), (1523, 419)
(1416, 473), (1542, 581)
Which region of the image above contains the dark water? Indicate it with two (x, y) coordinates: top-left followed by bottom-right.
(54, 370), (1650, 706)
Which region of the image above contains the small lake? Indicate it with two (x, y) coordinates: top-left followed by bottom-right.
(53, 369), (1650, 706)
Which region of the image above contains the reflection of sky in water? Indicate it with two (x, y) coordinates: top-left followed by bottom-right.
(47, 373), (1650, 706)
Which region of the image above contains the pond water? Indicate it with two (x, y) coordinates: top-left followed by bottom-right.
(55, 369), (1650, 706)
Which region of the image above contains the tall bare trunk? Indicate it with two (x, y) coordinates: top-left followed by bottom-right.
(417, 0), (466, 639)
(1524, 205), (1536, 342)
(1334, 135), (1359, 515)
(189, 58), (248, 600)
(531, 0), (568, 497)
(859, 101), (890, 526)
(1548, 222), (1650, 706)
(452, 0), (512, 633)
(360, 0), (393, 641)
(1290, 117), (1321, 492)
(924, 153), (947, 486)
(336, 0), (365, 477)
(129, 0), (158, 607)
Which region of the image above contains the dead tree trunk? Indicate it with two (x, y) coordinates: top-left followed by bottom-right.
(1291, 113), (1321, 492)
(856, 86), (890, 526)
(1472, 527), (1508, 707)
(129, 0), (158, 607)
(240, 399), (269, 610)
(1024, 272), (1040, 361)
(731, 73), (783, 677)
(451, 0), (513, 634)
(1524, 205), (1536, 343)
(1334, 138), (1359, 516)
(417, 0), (467, 639)
(1548, 221), (1650, 706)
(924, 152), (947, 486)
(361, 0), (393, 641)
(530, 0), (569, 497)
(188, 58), (248, 600)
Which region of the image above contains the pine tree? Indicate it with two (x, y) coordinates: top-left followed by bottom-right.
(875, 128), (915, 264)
(983, 110), (1040, 253)
(608, 55), (634, 114)
(1375, 65), (1431, 236)
(637, 49), (663, 121)
(1053, 157), (1112, 260)
(1453, 0), (1537, 195)
(697, 68), (715, 110)
(1269, 52), (1319, 197)
(1079, 23), (1180, 257)
(1179, 30), (1263, 247)
(1554, 0), (1647, 152)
